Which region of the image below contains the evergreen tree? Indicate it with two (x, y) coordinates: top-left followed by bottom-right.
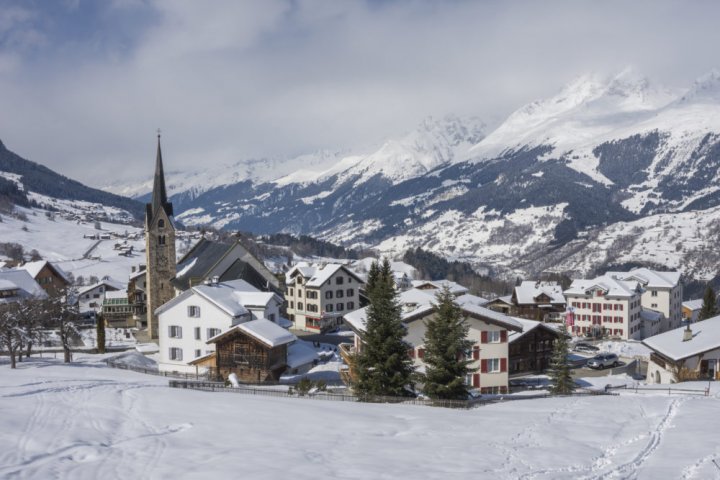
(421, 286), (475, 400)
(96, 314), (106, 354)
(548, 326), (575, 395)
(698, 286), (717, 321)
(354, 258), (415, 397)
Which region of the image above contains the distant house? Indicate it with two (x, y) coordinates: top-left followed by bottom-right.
(102, 290), (134, 328)
(682, 299), (703, 323)
(76, 278), (125, 314)
(172, 238), (281, 294)
(508, 318), (564, 375)
(0, 270), (48, 304)
(157, 279), (283, 374)
(644, 316), (720, 384)
(411, 279), (469, 296)
(128, 265), (147, 328)
(509, 281), (566, 321)
(14, 260), (71, 296)
(285, 263), (365, 332)
(344, 287), (523, 394)
(564, 275), (644, 340)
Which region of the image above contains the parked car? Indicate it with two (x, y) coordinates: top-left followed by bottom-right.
(587, 353), (619, 369)
(574, 342), (600, 353)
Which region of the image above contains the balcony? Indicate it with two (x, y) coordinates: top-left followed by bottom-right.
(338, 343), (357, 385)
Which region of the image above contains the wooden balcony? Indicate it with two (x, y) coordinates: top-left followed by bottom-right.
(338, 343), (357, 385)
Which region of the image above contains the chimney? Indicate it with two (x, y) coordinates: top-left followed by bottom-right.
(211, 276), (220, 285)
(682, 325), (693, 342)
(131, 266), (136, 273)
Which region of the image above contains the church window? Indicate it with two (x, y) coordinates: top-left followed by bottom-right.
(158, 219), (165, 228)
(158, 235), (166, 246)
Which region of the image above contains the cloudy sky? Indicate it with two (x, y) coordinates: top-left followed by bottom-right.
(0, 0), (718, 187)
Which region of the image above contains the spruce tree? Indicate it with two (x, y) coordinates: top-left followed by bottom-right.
(698, 286), (717, 321)
(549, 326), (575, 395)
(96, 314), (106, 354)
(354, 258), (415, 397)
(421, 286), (475, 400)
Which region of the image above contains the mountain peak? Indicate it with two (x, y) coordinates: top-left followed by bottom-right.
(681, 69), (720, 103)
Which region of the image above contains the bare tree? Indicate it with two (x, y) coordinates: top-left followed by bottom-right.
(0, 301), (36, 368)
(44, 289), (80, 363)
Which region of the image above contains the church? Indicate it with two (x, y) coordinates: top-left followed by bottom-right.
(143, 134), (282, 340)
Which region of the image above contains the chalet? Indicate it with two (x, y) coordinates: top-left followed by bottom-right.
(509, 281), (566, 321)
(484, 295), (513, 315)
(76, 278), (125, 314)
(682, 299), (703, 323)
(285, 263), (365, 332)
(411, 279), (469, 296)
(343, 287), (523, 394)
(508, 318), (564, 375)
(0, 270), (48, 304)
(644, 315), (720, 384)
(564, 275), (644, 340)
(173, 238), (281, 295)
(14, 260), (71, 296)
(156, 278), (283, 373)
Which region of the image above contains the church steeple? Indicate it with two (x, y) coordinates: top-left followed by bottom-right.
(147, 132), (173, 221)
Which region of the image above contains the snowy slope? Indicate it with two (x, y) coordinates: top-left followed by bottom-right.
(3, 355), (720, 479)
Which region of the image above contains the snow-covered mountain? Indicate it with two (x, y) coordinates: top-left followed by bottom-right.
(105, 71), (720, 281)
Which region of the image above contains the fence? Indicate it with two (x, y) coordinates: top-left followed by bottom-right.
(608, 384), (710, 396)
(105, 359), (211, 380)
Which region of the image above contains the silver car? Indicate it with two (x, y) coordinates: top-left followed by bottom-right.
(587, 353), (619, 369)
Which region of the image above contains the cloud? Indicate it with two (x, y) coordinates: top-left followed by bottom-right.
(0, 0), (718, 187)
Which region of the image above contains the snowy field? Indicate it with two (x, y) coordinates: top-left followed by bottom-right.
(2, 355), (720, 479)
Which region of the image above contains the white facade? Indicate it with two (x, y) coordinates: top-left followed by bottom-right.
(157, 280), (282, 373)
(77, 279), (124, 313)
(609, 269), (683, 333)
(565, 275), (644, 341)
(286, 263), (363, 332)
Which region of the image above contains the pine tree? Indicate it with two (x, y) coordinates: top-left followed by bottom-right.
(698, 286), (717, 321)
(421, 286), (475, 400)
(549, 326), (575, 395)
(354, 258), (415, 398)
(96, 314), (106, 354)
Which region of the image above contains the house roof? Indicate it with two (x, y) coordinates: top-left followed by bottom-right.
(345, 287), (522, 334)
(77, 278), (125, 297)
(0, 279), (17, 291)
(0, 270), (47, 302)
(16, 260), (71, 284)
(682, 299), (704, 311)
(104, 290), (128, 300)
(454, 293), (490, 307)
(564, 275), (642, 298)
(643, 315), (720, 361)
(607, 268), (681, 290)
(640, 309), (664, 323)
(155, 279), (263, 318)
(188, 352), (216, 365)
(411, 279), (469, 295)
(514, 281), (566, 305)
(508, 318), (564, 343)
(286, 341), (319, 369)
(207, 319), (296, 347)
(287, 262), (364, 288)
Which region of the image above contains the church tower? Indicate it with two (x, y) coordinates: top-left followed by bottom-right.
(145, 133), (176, 340)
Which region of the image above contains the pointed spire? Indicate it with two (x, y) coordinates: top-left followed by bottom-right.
(147, 130), (173, 221)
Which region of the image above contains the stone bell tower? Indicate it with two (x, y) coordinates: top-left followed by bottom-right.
(145, 132), (176, 339)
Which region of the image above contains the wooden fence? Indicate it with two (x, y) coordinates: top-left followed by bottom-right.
(608, 384), (710, 396)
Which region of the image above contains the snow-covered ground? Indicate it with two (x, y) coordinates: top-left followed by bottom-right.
(2, 355), (720, 479)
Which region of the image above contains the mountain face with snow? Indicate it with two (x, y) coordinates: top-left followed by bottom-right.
(109, 72), (720, 280)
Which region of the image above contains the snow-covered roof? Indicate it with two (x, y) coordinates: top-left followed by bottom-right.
(287, 262), (364, 288)
(0, 270), (47, 301)
(643, 315), (720, 361)
(104, 290), (128, 300)
(508, 318), (564, 343)
(607, 268), (681, 290)
(640, 309), (664, 323)
(286, 341), (319, 369)
(345, 287), (522, 333)
(454, 293), (490, 307)
(411, 279), (469, 295)
(16, 260), (72, 284)
(682, 299), (703, 312)
(77, 278), (125, 297)
(0, 279), (17, 290)
(208, 319), (296, 348)
(129, 268), (147, 281)
(564, 275), (642, 298)
(156, 279), (268, 318)
(514, 281), (566, 305)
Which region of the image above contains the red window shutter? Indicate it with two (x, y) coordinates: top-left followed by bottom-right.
(472, 374), (480, 387)
(481, 331), (488, 344)
(500, 331), (507, 342)
(620, 304), (624, 311)
(481, 359), (488, 373)
(472, 346), (480, 360)
(501, 358), (507, 372)
(418, 348), (425, 359)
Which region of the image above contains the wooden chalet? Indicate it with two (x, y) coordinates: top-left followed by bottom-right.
(200, 319), (295, 383)
(508, 318), (564, 375)
(15, 260), (71, 296)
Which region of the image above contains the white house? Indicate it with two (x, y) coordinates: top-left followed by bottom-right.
(156, 279), (283, 373)
(285, 263), (364, 332)
(564, 275), (644, 340)
(76, 278), (125, 313)
(344, 287), (522, 394)
(607, 269), (683, 332)
(643, 315), (720, 384)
